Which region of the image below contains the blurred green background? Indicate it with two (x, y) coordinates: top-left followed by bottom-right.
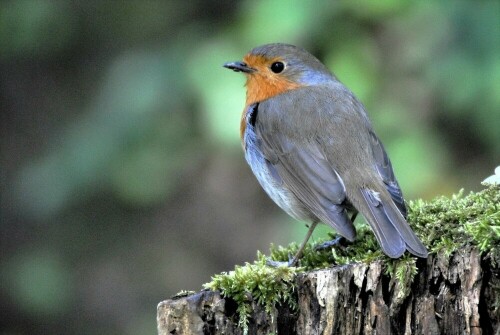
(1, 1), (499, 334)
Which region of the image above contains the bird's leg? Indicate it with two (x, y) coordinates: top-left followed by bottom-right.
(289, 221), (318, 266)
(267, 221), (319, 267)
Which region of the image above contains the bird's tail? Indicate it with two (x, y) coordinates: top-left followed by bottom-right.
(358, 188), (428, 258)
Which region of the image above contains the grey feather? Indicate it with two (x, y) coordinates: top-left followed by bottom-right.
(256, 126), (356, 240)
(369, 131), (407, 217)
(245, 84), (427, 258)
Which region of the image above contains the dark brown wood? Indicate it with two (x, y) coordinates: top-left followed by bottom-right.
(157, 247), (499, 334)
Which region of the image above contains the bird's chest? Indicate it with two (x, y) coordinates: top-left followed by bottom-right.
(241, 104), (310, 221)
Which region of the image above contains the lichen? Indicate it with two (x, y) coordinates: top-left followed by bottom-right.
(203, 185), (500, 333)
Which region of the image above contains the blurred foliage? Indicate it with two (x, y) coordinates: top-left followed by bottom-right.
(0, 1), (499, 334)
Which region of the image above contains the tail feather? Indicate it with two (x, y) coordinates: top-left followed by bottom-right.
(382, 196), (428, 257)
(360, 188), (428, 258)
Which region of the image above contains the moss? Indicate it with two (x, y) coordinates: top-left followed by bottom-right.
(204, 185), (500, 334)
(384, 254), (418, 301)
(408, 184), (500, 263)
(203, 255), (299, 334)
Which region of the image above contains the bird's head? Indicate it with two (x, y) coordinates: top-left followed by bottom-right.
(224, 43), (335, 105)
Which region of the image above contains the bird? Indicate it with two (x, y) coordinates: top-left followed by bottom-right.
(223, 43), (428, 265)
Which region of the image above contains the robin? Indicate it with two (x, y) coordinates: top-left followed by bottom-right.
(223, 43), (428, 265)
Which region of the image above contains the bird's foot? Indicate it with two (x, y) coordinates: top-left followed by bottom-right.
(314, 236), (349, 251)
(266, 254), (298, 268)
(267, 221), (319, 268)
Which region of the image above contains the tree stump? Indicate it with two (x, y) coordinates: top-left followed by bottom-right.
(157, 246), (499, 335)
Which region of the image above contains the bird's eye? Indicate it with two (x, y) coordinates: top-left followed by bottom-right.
(270, 61), (285, 73)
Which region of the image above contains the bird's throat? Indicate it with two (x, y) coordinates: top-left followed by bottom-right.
(245, 75), (301, 106)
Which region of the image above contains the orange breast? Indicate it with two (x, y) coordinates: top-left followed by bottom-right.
(245, 73), (300, 106)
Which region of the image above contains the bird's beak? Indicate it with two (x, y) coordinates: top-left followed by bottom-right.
(223, 61), (255, 73)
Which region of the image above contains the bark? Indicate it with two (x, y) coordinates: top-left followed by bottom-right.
(157, 247), (499, 335)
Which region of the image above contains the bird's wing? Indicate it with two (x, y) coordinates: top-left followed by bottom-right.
(254, 103), (356, 240)
(252, 86), (427, 258)
(368, 130), (407, 217)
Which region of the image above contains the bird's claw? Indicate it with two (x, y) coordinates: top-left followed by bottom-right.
(314, 236), (347, 251)
(266, 254), (298, 267)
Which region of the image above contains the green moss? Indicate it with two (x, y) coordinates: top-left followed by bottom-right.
(384, 254), (418, 301)
(203, 255), (298, 334)
(408, 184), (500, 263)
(204, 185), (500, 333)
